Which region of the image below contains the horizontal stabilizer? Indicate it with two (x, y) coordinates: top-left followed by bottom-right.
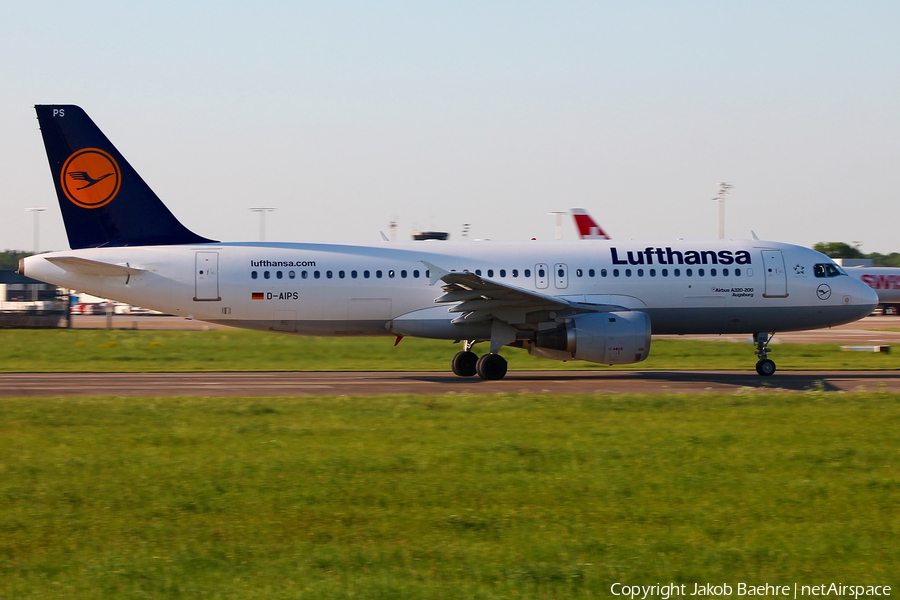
(44, 256), (145, 277)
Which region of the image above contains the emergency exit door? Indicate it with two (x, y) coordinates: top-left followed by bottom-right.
(761, 250), (787, 298)
(194, 252), (220, 301)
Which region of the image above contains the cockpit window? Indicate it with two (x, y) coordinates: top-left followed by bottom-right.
(814, 263), (847, 278)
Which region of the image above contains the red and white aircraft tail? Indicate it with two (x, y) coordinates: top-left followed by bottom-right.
(570, 208), (610, 239)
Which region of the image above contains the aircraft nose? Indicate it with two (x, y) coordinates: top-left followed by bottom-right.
(851, 277), (879, 313)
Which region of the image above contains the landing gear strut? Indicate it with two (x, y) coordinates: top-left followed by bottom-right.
(754, 332), (776, 376)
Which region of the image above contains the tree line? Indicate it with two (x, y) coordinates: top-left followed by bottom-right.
(813, 243), (900, 267)
(0, 251), (31, 271)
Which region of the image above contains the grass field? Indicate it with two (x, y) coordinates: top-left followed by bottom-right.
(2, 392), (898, 598)
(1, 329), (899, 372)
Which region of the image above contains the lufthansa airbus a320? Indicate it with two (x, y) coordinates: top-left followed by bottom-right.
(20, 106), (878, 379)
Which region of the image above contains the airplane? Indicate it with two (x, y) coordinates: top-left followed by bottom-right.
(20, 105), (878, 379)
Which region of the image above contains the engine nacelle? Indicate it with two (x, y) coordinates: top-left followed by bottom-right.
(528, 311), (651, 365)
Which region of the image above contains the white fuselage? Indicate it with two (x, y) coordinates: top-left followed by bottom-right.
(23, 238), (877, 340)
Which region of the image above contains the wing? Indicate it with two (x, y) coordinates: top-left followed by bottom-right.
(422, 261), (627, 325)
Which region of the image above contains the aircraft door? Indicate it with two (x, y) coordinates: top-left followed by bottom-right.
(761, 250), (788, 298)
(554, 263), (568, 289)
(535, 264), (549, 289)
(194, 252), (220, 301)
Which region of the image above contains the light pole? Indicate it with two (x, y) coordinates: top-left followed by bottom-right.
(249, 208), (275, 241)
(25, 207), (46, 253)
(712, 183), (733, 239)
(548, 211), (567, 240)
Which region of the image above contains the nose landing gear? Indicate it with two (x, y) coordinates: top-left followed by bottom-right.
(754, 332), (776, 376)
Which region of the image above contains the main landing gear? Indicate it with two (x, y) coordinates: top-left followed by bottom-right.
(754, 332), (776, 376)
(451, 341), (508, 380)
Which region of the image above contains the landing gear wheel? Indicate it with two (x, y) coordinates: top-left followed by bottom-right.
(451, 351), (478, 377)
(476, 353), (508, 380)
(756, 359), (776, 376)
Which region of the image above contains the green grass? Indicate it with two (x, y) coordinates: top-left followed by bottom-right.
(1, 392), (898, 598)
(1, 329), (899, 372)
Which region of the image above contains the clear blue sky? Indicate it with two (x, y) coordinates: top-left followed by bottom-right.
(2, 1), (898, 253)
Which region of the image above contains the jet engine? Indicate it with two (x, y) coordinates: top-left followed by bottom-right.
(527, 311), (651, 365)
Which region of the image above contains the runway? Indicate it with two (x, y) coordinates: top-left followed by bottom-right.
(2, 370), (899, 397)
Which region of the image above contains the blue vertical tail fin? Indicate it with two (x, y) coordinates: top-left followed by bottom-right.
(35, 105), (216, 249)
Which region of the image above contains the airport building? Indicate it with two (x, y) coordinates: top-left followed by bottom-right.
(0, 270), (70, 327)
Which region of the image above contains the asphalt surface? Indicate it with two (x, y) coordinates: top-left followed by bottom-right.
(2, 370), (899, 397)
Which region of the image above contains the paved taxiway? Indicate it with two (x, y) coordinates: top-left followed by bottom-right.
(3, 370), (899, 397)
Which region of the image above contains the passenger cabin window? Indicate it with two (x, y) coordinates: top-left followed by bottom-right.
(487, 269), (494, 278)
(364, 270), (370, 279)
(499, 269), (506, 277)
(289, 271), (295, 279)
(264, 271), (270, 279)
(512, 269), (518, 277)
(413, 270), (420, 278)
(524, 269), (531, 277)
(276, 271), (283, 279)
(589, 269), (595, 277)
(251, 271), (258, 279)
